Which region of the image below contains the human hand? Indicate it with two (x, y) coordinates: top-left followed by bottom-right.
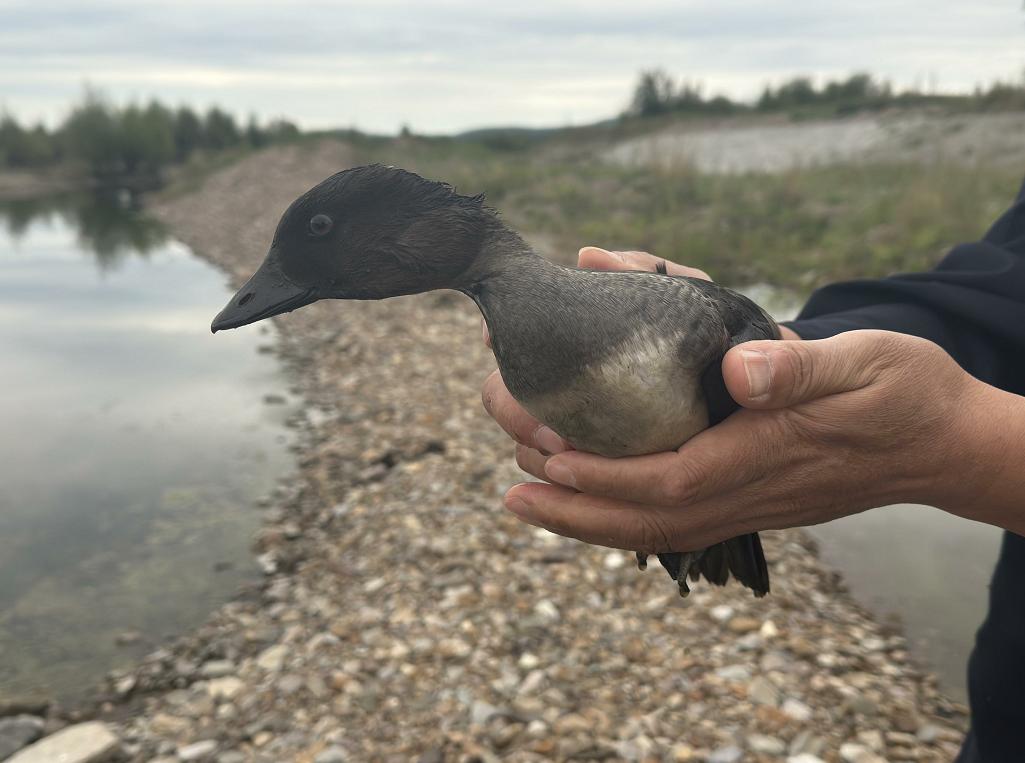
(485, 324), (992, 552)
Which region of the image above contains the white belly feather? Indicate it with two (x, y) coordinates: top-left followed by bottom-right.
(521, 333), (709, 458)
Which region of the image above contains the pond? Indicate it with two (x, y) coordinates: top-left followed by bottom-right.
(0, 193), (296, 703)
(744, 283), (1004, 701)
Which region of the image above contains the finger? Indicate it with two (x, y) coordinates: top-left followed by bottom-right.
(515, 444), (552, 482)
(543, 449), (699, 506)
(481, 370), (570, 454)
(504, 482), (728, 552)
(543, 411), (784, 507)
(481, 318), (491, 348)
(722, 330), (901, 410)
(577, 246), (710, 280)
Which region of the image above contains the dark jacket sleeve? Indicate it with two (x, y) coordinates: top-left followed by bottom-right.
(784, 179), (1025, 395)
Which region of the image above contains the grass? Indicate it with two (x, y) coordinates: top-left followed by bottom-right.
(340, 135), (1021, 291)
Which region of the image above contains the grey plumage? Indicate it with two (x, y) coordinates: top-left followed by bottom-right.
(211, 164), (775, 597)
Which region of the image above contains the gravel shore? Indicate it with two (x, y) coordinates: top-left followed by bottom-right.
(76, 141), (968, 762)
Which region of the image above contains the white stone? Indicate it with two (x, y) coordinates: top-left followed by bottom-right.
(314, 747), (347, 763)
(787, 756), (826, 763)
(715, 664), (750, 682)
(603, 551), (627, 570)
(199, 660), (235, 678)
(856, 730), (885, 752)
(534, 599), (560, 623)
(781, 698), (813, 721)
(177, 739), (218, 761)
(518, 652), (541, 671)
(7, 722), (119, 763)
(206, 677), (244, 701)
(747, 734), (786, 755)
(710, 605), (734, 623)
(760, 620), (779, 639)
(840, 743), (870, 763)
(256, 644), (288, 672)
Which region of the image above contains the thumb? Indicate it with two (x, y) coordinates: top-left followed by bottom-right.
(722, 330), (891, 409)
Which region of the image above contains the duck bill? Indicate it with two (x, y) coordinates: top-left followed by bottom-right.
(210, 249), (317, 333)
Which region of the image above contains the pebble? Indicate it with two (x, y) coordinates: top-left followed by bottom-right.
(314, 746), (347, 763)
(748, 733), (786, 755)
(206, 677), (245, 701)
(200, 661), (236, 679)
(857, 729), (885, 751)
(177, 739), (218, 761)
(710, 605), (734, 622)
(840, 743), (871, 762)
(5, 722), (119, 763)
(748, 676), (781, 706)
(534, 599), (560, 623)
(708, 745), (743, 763)
(782, 697), (813, 721)
(0, 715), (45, 759)
(517, 652), (541, 671)
(715, 664), (751, 682)
(788, 756), (826, 763)
(256, 644), (288, 672)
(727, 616), (761, 634)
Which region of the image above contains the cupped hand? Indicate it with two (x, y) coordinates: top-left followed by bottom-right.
(481, 247), (985, 553)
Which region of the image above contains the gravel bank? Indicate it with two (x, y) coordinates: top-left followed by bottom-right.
(79, 141), (969, 762)
(607, 111), (1025, 173)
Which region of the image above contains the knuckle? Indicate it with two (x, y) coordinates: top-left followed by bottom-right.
(784, 343), (816, 401)
(663, 466), (697, 504)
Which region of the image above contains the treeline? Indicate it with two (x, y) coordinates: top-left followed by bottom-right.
(628, 69), (1025, 118)
(0, 91), (301, 178)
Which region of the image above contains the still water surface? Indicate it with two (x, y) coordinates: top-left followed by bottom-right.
(0, 194), (295, 702)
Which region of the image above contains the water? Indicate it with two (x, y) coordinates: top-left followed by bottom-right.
(743, 283), (1003, 700)
(0, 193), (296, 702)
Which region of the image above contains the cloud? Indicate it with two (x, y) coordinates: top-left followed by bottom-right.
(1, 0), (1022, 132)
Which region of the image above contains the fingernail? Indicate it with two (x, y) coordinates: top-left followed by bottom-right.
(741, 349), (772, 399)
(544, 458), (576, 488)
(481, 318), (491, 347)
(533, 426), (567, 455)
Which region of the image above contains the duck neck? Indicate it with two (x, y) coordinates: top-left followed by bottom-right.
(457, 224), (559, 291)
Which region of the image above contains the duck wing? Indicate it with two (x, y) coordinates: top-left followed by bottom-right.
(652, 278), (778, 597)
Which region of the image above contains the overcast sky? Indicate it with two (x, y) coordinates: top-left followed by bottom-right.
(1, 1), (1023, 134)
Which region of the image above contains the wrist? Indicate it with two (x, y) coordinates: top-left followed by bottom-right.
(930, 378), (1025, 532)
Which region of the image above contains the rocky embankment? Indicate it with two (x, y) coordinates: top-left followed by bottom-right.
(4, 141), (968, 762)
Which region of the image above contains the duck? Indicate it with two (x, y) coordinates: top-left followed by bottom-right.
(212, 164), (778, 597)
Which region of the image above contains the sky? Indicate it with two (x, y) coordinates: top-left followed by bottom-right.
(1, 0), (1023, 134)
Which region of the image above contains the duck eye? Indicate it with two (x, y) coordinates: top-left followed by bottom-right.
(309, 214), (333, 236)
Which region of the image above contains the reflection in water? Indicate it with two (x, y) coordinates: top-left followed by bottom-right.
(0, 193), (295, 702)
(0, 191), (168, 271)
(743, 284), (1003, 701)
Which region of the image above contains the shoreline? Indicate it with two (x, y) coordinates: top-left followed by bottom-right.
(6, 141), (970, 762)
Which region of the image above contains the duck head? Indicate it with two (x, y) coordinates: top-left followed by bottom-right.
(211, 164), (496, 332)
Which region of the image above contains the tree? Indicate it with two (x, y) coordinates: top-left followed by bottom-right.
(630, 69), (677, 117)
(203, 107), (240, 151)
(173, 106), (203, 161)
(0, 114), (55, 167)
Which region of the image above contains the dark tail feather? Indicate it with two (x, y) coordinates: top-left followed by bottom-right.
(655, 532), (769, 597)
(721, 532), (770, 597)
